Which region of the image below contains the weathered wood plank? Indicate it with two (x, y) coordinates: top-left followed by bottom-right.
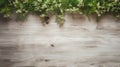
(0, 15), (120, 67)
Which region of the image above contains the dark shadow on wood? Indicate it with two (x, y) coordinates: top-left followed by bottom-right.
(0, 14), (11, 23)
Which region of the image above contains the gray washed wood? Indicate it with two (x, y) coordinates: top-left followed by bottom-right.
(0, 15), (120, 67)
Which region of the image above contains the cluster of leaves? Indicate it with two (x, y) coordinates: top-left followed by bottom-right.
(0, 0), (120, 25)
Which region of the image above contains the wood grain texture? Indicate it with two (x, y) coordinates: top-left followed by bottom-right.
(0, 15), (120, 67)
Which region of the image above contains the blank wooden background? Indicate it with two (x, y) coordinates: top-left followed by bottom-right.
(0, 15), (120, 67)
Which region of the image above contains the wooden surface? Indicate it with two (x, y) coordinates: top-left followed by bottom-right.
(0, 15), (120, 67)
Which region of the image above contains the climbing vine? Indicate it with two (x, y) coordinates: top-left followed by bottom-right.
(0, 0), (120, 25)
